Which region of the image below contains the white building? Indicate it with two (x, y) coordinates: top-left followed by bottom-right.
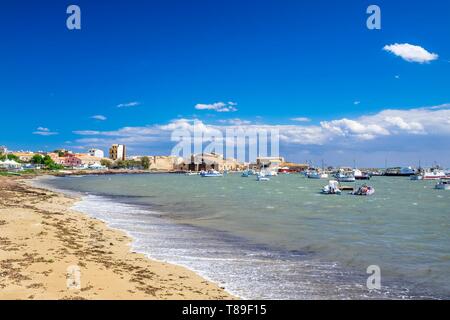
(88, 148), (104, 158)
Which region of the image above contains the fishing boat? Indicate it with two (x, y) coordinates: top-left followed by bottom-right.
(435, 179), (450, 190)
(352, 185), (375, 196)
(353, 169), (371, 180)
(321, 180), (342, 195)
(422, 168), (447, 180)
(200, 170), (223, 177)
(241, 171), (249, 177)
(185, 171), (198, 176)
(335, 172), (356, 183)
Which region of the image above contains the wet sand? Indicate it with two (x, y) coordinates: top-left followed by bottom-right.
(0, 176), (234, 300)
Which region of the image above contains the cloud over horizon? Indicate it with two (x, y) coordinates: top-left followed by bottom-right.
(71, 103), (450, 166)
(33, 127), (58, 136)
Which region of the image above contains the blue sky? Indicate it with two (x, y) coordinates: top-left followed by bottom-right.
(2, 0), (450, 167)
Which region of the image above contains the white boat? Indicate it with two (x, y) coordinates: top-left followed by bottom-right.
(322, 180), (342, 195)
(335, 172), (356, 183)
(352, 185), (375, 196)
(353, 169), (371, 180)
(200, 170), (223, 177)
(435, 180), (450, 190)
(266, 170), (278, 176)
(307, 171), (328, 179)
(410, 174), (423, 181)
(256, 172), (270, 181)
(422, 169), (447, 180)
(185, 171), (198, 176)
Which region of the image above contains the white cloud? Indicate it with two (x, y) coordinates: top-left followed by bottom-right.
(91, 115), (107, 121)
(383, 43), (438, 63)
(195, 102), (238, 112)
(353, 101), (361, 105)
(218, 118), (251, 125)
(117, 101), (140, 108)
(72, 104), (450, 155)
(33, 127), (58, 136)
(291, 117), (311, 122)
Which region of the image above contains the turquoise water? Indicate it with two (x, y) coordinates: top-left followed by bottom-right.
(40, 173), (450, 299)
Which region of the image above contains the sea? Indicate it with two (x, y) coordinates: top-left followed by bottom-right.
(34, 173), (450, 299)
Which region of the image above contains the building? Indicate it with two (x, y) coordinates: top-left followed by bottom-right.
(75, 154), (104, 167)
(250, 156), (285, 171)
(88, 148), (104, 158)
(63, 154), (82, 167)
(183, 153), (243, 172)
(11, 152), (35, 163)
(109, 144), (126, 161)
(0, 146), (7, 154)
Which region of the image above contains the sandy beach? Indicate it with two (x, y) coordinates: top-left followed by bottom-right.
(0, 175), (234, 300)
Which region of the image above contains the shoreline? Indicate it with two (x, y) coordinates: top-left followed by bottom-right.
(0, 175), (235, 300)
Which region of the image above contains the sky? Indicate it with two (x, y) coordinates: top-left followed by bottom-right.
(1, 0), (450, 167)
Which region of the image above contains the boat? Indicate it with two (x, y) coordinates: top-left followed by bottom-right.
(185, 171), (198, 176)
(241, 171), (249, 177)
(307, 171), (328, 179)
(256, 172), (270, 181)
(353, 169), (371, 180)
(435, 179), (450, 190)
(321, 180), (342, 195)
(384, 167), (416, 176)
(352, 185), (375, 196)
(335, 172), (356, 183)
(410, 174), (423, 181)
(200, 170), (223, 177)
(263, 170), (278, 177)
(422, 168), (447, 180)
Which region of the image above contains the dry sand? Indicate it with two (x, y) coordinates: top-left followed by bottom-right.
(0, 176), (234, 300)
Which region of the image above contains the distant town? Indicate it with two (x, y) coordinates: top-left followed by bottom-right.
(0, 144), (311, 173)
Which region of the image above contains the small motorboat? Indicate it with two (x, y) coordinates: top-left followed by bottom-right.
(435, 179), (450, 190)
(352, 185), (375, 196)
(410, 174), (423, 181)
(241, 171), (249, 177)
(307, 171), (328, 179)
(256, 173), (270, 181)
(353, 169), (371, 180)
(185, 171), (198, 176)
(201, 170), (223, 177)
(335, 172), (356, 183)
(322, 180), (342, 195)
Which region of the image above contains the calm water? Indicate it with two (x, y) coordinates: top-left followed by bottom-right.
(37, 173), (450, 299)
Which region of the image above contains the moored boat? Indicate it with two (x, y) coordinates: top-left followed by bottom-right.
(335, 172), (356, 183)
(352, 185), (375, 196)
(353, 169), (371, 180)
(256, 173), (270, 181)
(321, 180), (342, 195)
(435, 179), (450, 190)
(200, 170), (223, 177)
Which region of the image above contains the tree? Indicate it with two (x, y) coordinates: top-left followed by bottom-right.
(141, 156), (150, 170)
(32, 154), (44, 164)
(100, 159), (112, 168)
